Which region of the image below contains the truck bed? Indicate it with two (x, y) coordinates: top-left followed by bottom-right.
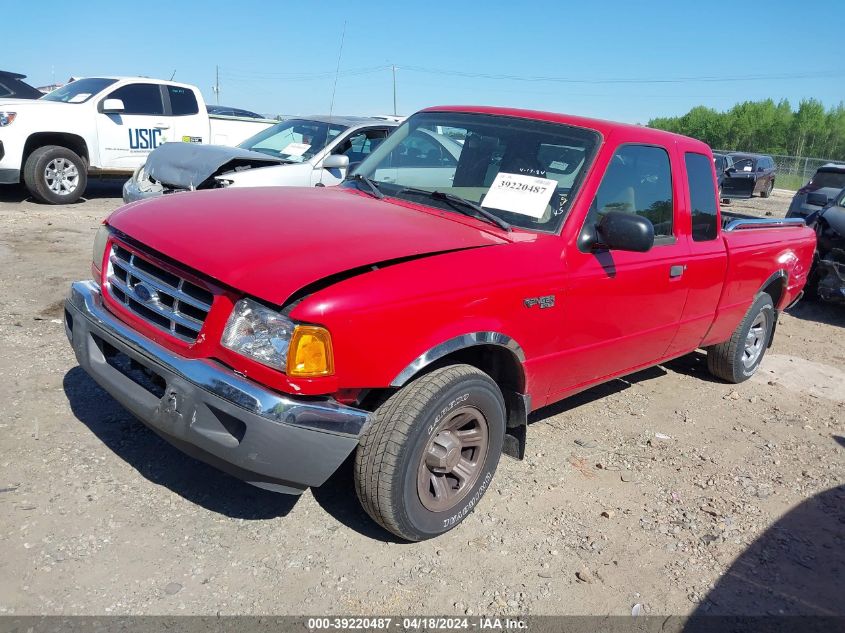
(721, 210), (806, 231)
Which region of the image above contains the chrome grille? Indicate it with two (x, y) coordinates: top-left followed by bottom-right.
(106, 243), (214, 342)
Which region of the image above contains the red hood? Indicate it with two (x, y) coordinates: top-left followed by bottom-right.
(107, 187), (506, 305)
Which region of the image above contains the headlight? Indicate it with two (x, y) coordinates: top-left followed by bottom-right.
(92, 224), (110, 273)
(214, 177), (234, 188)
(0, 112), (16, 127)
(221, 298), (335, 376)
(222, 298), (295, 369)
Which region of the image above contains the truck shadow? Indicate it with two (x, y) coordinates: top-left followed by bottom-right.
(62, 366), (298, 520)
(686, 477), (845, 623)
(0, 179), (125, 203)
(786, 300), (845, 328)
(662, 350), (727, 383)
(527, 365), (670, 423)
(526, 352), (725, 426)
(310, 457), (402, 543)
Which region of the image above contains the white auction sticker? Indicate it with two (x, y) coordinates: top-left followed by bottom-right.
(281, 142), (311, 156)
(482, 172), (556, 219)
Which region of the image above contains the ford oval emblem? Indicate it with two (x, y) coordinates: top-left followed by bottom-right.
(133, 283), (154, 303)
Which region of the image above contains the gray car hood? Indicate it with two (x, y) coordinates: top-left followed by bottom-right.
(145, 142), (286, 190)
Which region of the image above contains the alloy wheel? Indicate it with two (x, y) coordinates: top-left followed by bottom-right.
(417, 406), (489, 512)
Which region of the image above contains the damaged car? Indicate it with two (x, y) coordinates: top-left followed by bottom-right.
(786, 163), (845, 220)
(123, 115), (399, 202)
(805, 188), (845, 304)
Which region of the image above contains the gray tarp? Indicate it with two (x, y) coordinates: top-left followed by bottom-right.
(144, 142), (285, 190)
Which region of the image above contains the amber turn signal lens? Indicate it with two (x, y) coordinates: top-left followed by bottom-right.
(286, 325), (334, 377)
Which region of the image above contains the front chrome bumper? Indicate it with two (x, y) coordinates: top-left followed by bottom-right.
(64, 280), (369, 494)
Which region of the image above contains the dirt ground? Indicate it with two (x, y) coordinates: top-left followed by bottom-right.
(0, 183), (842, 617)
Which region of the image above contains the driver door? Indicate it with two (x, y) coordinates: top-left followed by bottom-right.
(549, 143), (690, 398)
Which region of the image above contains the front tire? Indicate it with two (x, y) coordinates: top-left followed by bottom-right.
(706, 293), (775, 383)
(23, 145), (87, 204)
(354, 364), (505, 541)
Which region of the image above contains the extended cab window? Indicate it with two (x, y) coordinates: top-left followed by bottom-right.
(685, 152), (719, 241)
(106, 83), (164, 115)
(168, 86), (199, 116)
(584, 144), (674, 240)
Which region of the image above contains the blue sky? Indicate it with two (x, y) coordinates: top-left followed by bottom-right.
(6, 1), (843, 123)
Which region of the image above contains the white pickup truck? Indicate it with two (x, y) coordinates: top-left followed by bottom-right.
(0, 76), (275, 204)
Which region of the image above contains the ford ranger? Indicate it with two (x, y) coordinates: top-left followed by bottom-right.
(64, 106), (816, 541)
(0, 77), (274, 204)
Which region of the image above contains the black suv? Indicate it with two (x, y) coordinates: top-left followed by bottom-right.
(722, 153), (776, 198)
(0, 71), (42, 99)
(786, 163), (845, 219)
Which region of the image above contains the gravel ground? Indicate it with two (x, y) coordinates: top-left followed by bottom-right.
(0, 183), (842, 617)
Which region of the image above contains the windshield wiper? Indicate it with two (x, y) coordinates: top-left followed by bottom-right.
(430, 190), (511, 231)
(348, 173), (384, 199)
(395, 187), (510, 231)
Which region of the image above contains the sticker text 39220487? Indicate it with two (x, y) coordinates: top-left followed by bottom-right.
(482, 172), (557, 219)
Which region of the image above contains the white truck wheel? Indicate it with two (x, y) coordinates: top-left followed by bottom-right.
(23, 145), (88, 205)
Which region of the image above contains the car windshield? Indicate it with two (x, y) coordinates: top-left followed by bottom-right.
(809, 169), (845, 190)
(348, 111), (600, 232)
(240, 119), (347, 162)
(40, 78), (117, 103)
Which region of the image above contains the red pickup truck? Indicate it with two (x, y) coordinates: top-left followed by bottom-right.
(65, 106), (815, 540)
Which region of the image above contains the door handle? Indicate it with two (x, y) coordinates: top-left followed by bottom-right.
(153, 123), (170, 129)
(669, 265), (686, 278)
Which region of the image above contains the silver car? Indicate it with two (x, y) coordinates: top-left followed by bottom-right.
(123, 115), (400, 202)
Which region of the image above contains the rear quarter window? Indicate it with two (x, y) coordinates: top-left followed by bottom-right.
(685, 152), (719, 241)
(168, 86), (199, 116)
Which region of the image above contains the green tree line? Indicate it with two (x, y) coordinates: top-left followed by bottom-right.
(648, 99), (845, 160)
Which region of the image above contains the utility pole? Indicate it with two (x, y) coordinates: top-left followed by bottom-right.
(214, 65), (220, 105)
(392, 64), (397, 116)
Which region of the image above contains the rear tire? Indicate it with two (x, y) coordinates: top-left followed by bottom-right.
(23, 145), (87, 204)
(761, 179), (773, 198)
(706, 293), (775, 383)
(354, 364), (505, 541)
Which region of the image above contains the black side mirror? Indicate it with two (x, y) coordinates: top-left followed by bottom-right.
(595, 211), (655, 252)
(807, 191), (831, 207)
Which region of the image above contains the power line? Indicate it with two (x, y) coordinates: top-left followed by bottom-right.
(217, 65), (390, 81)
(398, 65), (845, 85)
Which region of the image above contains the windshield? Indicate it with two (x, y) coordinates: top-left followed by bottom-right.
(240, 119), (347, 162)
(40, 78), (117, 103)
(349, 111), (600, 232)
(809, 169), (845, 190)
